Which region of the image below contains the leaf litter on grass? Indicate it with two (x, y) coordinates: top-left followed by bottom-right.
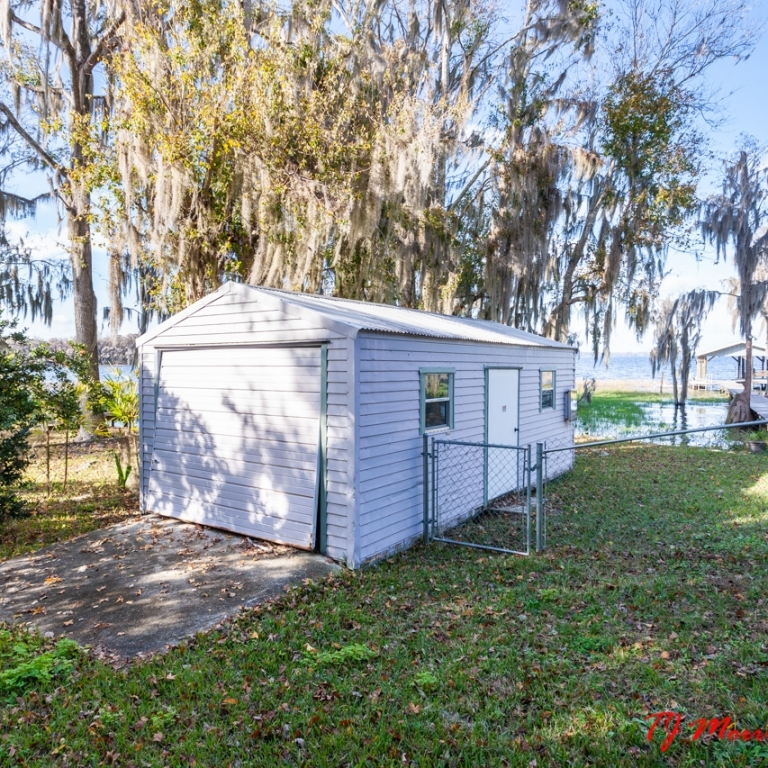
(2, 443), (768, 766)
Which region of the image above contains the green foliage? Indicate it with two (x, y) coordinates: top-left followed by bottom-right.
(101, 369), (139, 433)
(0, 634), (80, 699)
(114, 453), (132, 488)
(307, 643), (377, 667)
(0, 313), (100, 518)
(602, 71), (698, 249)
(413, 669), (439, 691)
(0, 317), (41, 520)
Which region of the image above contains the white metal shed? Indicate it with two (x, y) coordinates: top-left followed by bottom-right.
(136, 283), (576, 568)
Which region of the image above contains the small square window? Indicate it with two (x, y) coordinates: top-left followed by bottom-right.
(420, 370), (454, 433)
(540, 370), (555, 410)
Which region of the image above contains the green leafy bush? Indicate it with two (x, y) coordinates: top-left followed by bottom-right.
(0, 313), (100, 512)
(0, 318), (40, 520)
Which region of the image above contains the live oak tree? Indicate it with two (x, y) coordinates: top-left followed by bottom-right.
(701, 143), (768, 424)
(485, 0), (599, 327)
(112, 0), (388, 314)
(562, 0), (750, 359)
(112, 0), (502, 315)
(0, 0), (749, 364)
(0, 0), (126, 380)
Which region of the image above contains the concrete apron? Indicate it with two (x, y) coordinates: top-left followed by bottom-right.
(0, 515), (339, 658)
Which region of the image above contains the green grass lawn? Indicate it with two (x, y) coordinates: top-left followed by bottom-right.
(2, 444), (768, 766)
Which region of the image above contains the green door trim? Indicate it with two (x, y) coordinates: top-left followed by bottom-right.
(316, 344), (329, 554)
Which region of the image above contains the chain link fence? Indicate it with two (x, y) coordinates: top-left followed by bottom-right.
(427, 438), (533, 555)
(540, 420), (768, 549)
(424, 420), (768, 557)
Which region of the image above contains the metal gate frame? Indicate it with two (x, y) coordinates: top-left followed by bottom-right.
(423, 436), (536, 556)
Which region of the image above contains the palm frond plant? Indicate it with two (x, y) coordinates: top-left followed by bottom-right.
(101, 370), (139, 484)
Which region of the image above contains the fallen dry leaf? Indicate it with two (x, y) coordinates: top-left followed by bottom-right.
(63, 620), (74, 627)
(152, 732), (164, 743)
(407, 702), (421, 715)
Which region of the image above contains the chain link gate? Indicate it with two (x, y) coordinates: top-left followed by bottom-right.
(423, 437), (539, 556)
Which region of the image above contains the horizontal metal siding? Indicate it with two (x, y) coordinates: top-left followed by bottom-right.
(139, 348), (156, 511)
(325, 339), (353, 563)
(356, 334), (576, 563)
(155, 292), (338, 345)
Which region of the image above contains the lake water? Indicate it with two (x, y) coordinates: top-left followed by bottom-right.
(576, 400), (733, 446)
(104, 355), (741, 445)
(576, 352), (738, 382)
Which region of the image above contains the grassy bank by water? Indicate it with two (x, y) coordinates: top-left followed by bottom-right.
(577, 390), (731, 441)
(2, 443), (768, 766)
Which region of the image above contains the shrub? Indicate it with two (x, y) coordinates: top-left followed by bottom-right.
(0, 314), (99, 515)
(0, 318), (39, 521)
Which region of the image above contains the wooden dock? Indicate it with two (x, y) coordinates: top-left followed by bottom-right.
(726, 386), (768, 420)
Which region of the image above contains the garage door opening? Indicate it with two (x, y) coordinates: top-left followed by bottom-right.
(147, 344), (326, 551)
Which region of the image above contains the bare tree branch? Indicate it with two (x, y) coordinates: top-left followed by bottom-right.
(0, 103), (63, 175)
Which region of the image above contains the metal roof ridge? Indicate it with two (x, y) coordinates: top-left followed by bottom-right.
(245, 286), (573, 350)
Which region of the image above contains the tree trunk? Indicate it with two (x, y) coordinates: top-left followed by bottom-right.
(64, 429), (69, 490)
(670, 361), (678, 407)
(677, 360), (688, 406)
(728, 333), (754, 423)
(68, 186), (100, 382)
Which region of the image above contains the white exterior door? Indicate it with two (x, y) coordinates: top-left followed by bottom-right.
(147, 345), (321, 548)
(486, 368), (520, 500)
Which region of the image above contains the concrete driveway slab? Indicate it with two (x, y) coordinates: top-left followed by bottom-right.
(0, 515), (339, 657)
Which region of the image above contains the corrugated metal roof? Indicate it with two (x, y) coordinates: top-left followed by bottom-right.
(253, 286), (574, 350)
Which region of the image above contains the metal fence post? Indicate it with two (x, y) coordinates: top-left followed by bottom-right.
(431, 440), (437, 540)
(422, 434), (429, 544)
(526, 445), (532, 555)
(536, 442), (544, 552)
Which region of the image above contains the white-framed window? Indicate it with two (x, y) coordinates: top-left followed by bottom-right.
(540, 370), (555, 410)
(420, 369), (455, 434)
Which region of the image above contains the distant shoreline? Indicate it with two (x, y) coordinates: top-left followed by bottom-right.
(577, 377), (730, 396)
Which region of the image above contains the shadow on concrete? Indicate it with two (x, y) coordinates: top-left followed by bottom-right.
(0, 515), (338, 657)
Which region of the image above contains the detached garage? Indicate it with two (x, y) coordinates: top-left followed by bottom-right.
(137, 283), (576, 568)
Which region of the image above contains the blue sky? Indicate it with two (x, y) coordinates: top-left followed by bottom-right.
(13, 4), (768, 360)
(601, 18), (768, 357)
